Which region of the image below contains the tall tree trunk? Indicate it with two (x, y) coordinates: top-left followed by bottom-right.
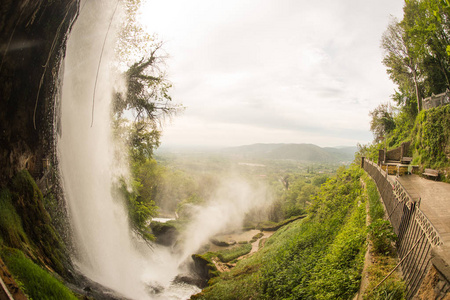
(412, 69), (421, 112)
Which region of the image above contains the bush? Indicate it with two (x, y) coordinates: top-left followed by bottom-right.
(368, 220), (396, 255)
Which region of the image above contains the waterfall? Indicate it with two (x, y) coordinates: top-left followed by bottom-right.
(57, 1), (271, 299)
(58, 1), (149, 298)
(57, 1), (200, 299)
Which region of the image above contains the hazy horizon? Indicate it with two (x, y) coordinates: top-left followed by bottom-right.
(156, 142), (359, 153)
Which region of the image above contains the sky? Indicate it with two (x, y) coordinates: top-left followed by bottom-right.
(140, 0), (405, 149)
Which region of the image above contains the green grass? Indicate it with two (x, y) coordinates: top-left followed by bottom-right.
(217, 244), (252, 263)
(1, 248), (77, 300)
(363, 256), (406, 300)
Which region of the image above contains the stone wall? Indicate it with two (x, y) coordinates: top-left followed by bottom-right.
(414, 265), (450, 300)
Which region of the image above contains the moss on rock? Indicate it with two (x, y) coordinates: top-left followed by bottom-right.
(8, 170), (69, 275)
(0, 188), (29, 249)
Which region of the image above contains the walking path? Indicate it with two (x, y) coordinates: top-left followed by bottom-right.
(396, 175), (450, 245)
(396, 174), (450, 274)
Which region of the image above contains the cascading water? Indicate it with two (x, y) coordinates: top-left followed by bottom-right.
(58, 1), (150, 298)
(57, 1), (197, 299)
(57, 1), (272, 299)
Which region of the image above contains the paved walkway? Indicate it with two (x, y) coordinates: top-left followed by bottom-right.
(397, 175), (450, 245)
(396, 174), (450, 270)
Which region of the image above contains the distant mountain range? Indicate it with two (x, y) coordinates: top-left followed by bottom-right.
(221, 143), (357, 163)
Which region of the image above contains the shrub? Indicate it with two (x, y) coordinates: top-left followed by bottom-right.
(368, 219), (397, 255)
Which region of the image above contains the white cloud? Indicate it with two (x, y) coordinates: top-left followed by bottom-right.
(140, 0), (404, 148)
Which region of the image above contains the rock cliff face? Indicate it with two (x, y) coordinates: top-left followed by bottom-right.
(0, 0), (79, 184)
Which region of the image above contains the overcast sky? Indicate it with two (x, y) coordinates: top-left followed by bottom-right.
(140, 0), (404, 148)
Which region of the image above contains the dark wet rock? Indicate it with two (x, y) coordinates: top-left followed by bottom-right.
(150, 221), (179, 246)
(174, 273), (205, 288)
(0, 0), (79, 184)
(209, 238), (235, 247)
(83, 286), (92, 292)
(145, 281), (165, 294)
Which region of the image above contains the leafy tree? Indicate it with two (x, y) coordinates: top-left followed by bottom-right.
(112, 0), (181, 164)
(369, 103), (396, 142)
(382, 0), (450, 115)
(382, 17), (423, 113)
(403, 0), (450, 95)
(111, 0), (181, 235)
(312, 174), (329, 187)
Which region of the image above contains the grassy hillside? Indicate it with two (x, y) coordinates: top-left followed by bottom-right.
(192, 165), (367, 299)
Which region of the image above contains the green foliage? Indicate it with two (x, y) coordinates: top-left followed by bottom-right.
(369, 103), (396, 142)
(363, 176), (405, 299)
(366, 179), (385, 221)
(113, 0), (181, 164)
(194, 165), (367, 299)
(385, 110), (415, 148)
(155, 167), (200, 212)
(364, 256), (406, 300)
(363, 102), (450, 176)
(0, 188), (29, 249)
(365, 279), (406, 300)
(261, 167), (365, 300)
(251, 232), (264, 242)
(412, 105), (450, 167)
(278, 174), (318, 220)
(381, 0), (450, 115)
(9, 170), (67, 275)
(192, 252), (221, 280)
(1, 248), (77, 300)
(217, 244), (252, 263)
(382, 17), (422, 114)
(368, 220), (397, 255)
(282, 203), (306, 219)
(118, 175), (157, 237)
(312, 174), (329, 187)
(308, 199), (367, 299)
(111, 0), (183, 235)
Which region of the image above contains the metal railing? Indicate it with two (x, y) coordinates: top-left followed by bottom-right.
(362, 158), (442, 298)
